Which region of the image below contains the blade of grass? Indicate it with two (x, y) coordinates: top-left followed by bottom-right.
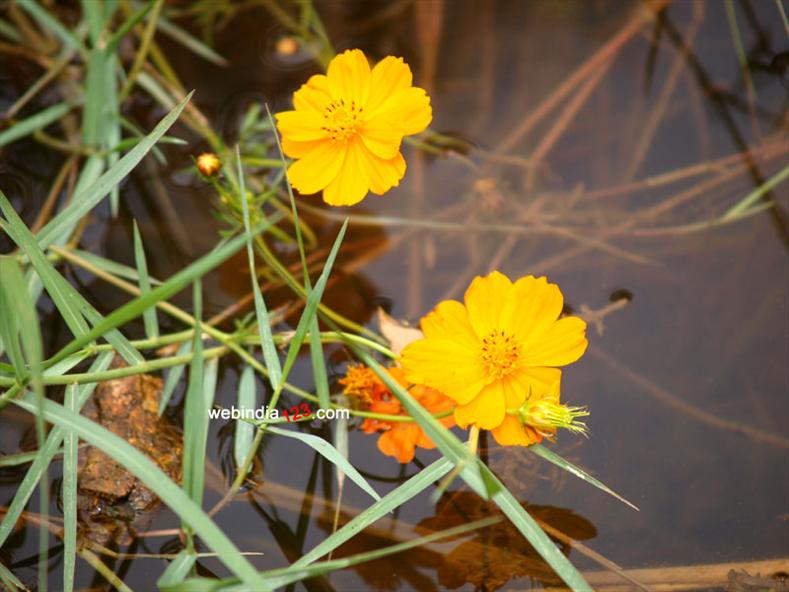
(133, 221), (160, 339)
(158, 550), (198, 588)
(0, 562), (24, 591)
(37, 91), (194, 249)
(352, 347), (492, 498)
(267, 426), (380, 502)
(62, 384), (78, 592)
(722, 164), (789, 220)
(292, 457), (453, 568)
(0, 257), (47, 591)
(44, 217), (275, 368)
(234, 364), (256, 475)
(529, 444), (638, 510)
(156, 17), (229, 66)
(16, 0), (86, 54)
(0, 192), (143, 365)
(279, 220), (348, 384)
(0, 351), (113, 550)
(11, 392), (267, 588)
(0, 101), (73, 148)
(0, 258), (26, 378)
(182, 281), (206, 516)
(237, 147), (281, 389)
(106, 0), (153, 51)
(71, 247), (163, 285)
(159, 340), (192, 415)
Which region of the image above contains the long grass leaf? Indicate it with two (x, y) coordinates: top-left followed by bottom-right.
(237, 147), (281, 389)
(0, 352), (113, 550)
(16, 0), (85, 54)
(234, 364), (256, 473)
(0, 192), (143, 365)
(292, 457), (453, 568)
(62, 384), (78, 592)
(280, 220), (348, 382)
(159, 340), (192, 415)
(45, 218), (275, 368)
(0, 562), (24, 591)
(158, 550), (198, 587)
(11, 393), (267, 588)
(529, 444), (638, 510)
(37, 91), (193, 249)
(267, 426), (380, 502)
(156, 17), (229, 66)
(0, 258), (26, 377)
(72, 247), (163, 285)
(353, 348), (492, 498)
(182, 282), (206, 509)
(133, 221), (159, 339)
(0, 102), (72, 148)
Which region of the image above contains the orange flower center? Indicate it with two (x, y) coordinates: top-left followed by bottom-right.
(480, 330), (520, 379)
(322, 98), (364, 141)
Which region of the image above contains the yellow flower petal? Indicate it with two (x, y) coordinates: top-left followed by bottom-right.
(365, 150), (406, 195)
(293, 74), (332, 114)
(366, 87), (432, 137)
(491, 416), (541, 446)
(420, 299), (479, 351)
(360, 118), (404, 159)
(464, 271), (513, 338)
(275, 110), (328, 142)
(327, 49), (371, 105)
(281, 137), (324, 159)
(367, 56), (413, 113)
(454, 381), (505, 429)
(521, 316), (588, 367)
(400, 338), (487, 405)
(513, 367), (562, 400)
(286, 140), (346, 195)
(321, 138), (370, 206)
(502, 276), (564, 344)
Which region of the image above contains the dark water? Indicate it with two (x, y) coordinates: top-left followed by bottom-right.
(1, 0), (788, 590)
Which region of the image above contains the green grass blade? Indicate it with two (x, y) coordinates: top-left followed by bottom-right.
(62, 384), (78, 592)
(0, 351), (113, 550)
(353, 348), (492, 498)
(481, 461), (591, 590)
(280, 220), (348, 383)
(16, 0), (85, 54)
(309, 315), (330, 410)
(106, 0), (153, 51)
(44, 217), (275, 368)
(0, 258), (26, 377)
(37, 91), (194, 249)
(0, 562), (24, 591)
(72, 247), (163, 285)
(292, 457), (453, 568)
(237, 147), (281, 389)
(182, 282), (206, 511)
(529, 444), (639, 510)
(0, 192), (143, 365)
(0, 101), (72, 148)
(133, 221), (160, 339)
(159, 340), (192, 415)
(234, 364), (256, 474)
(0, 256), (48, 590)
(158, 550), (198, 587)
(156, 17), (229, 66)
(722, 164), (789, 220)
(11, 393), (267, 588)
(267, 426), (380, 502)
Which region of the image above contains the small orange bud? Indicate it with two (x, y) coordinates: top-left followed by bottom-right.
(275, 37), (300, 56)
(196, 152), (221, 177)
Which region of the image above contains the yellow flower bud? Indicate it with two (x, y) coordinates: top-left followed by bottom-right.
(196, 152), (221, 177)
(519, 399), (589, 437)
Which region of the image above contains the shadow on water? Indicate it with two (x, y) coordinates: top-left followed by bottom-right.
(1, 0), (788, 589)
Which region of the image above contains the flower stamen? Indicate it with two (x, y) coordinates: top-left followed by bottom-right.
(322, 99), (364, 141)
(480, 329), (520, 379)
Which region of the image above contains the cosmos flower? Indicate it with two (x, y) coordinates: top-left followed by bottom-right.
(275, 49), (432, 206)
(399, 272), (588, 431)
(340, 365), (454, 463)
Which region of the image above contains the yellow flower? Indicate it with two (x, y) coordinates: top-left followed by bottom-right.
(275, 49), (432, 206)
(400, 272), (588, 431)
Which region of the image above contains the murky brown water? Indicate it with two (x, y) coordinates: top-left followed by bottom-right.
(1, 0), (788, 589)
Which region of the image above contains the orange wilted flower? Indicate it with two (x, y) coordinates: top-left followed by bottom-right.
(340, 365), (455, 463)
